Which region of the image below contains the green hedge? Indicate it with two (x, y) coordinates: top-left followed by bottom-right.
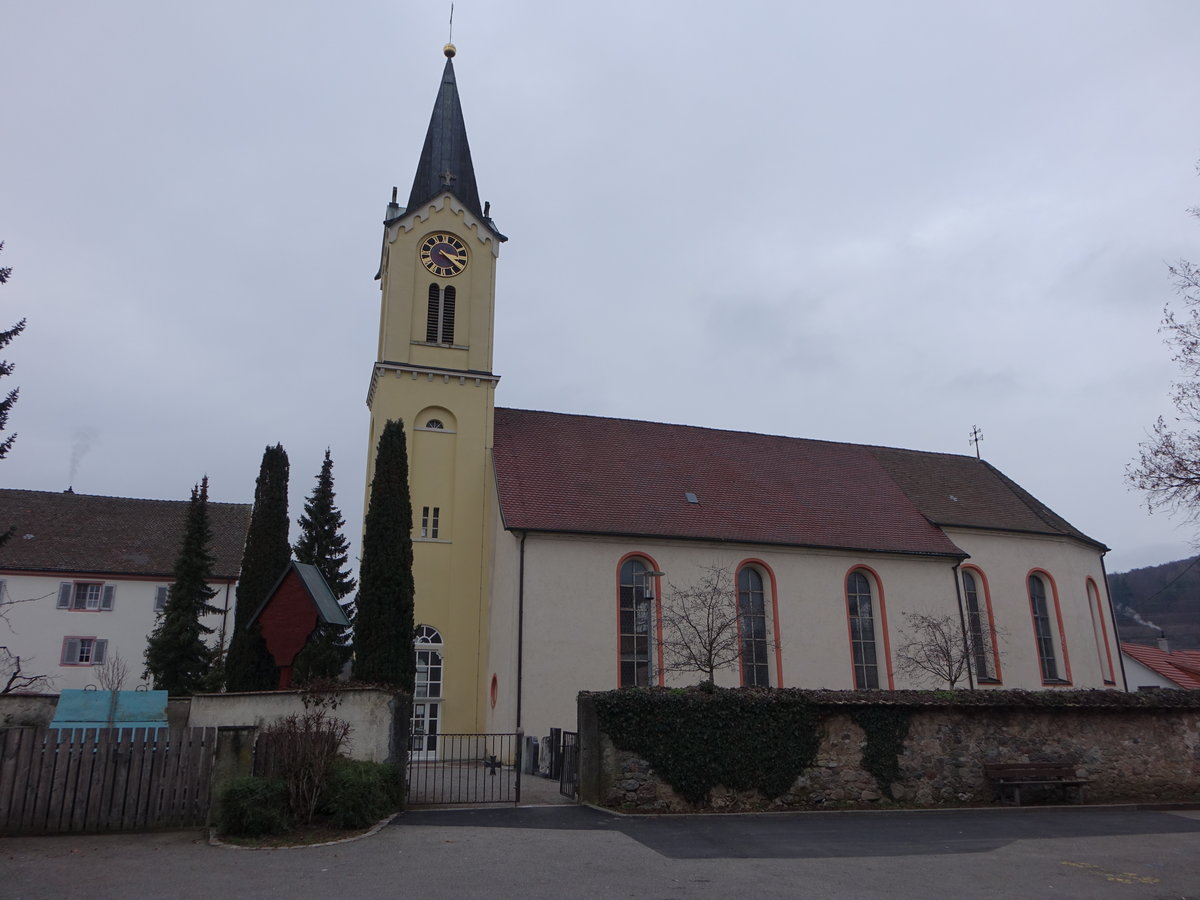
(217, 776), (290, 837)
(592, 686), (822, 805)
(321, 759), (407, 828)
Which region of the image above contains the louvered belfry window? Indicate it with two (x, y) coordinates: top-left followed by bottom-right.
(425, 284), (456, 344)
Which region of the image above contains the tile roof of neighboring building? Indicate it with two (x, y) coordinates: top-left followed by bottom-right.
(0, 488), (251, 580)
(492, 409), (1103, 557)
(1121, 642), (1200, 689)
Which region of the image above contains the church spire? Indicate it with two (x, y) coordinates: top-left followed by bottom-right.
(405, 44), (483, 221)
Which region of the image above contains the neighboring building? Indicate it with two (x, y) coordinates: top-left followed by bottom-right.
(366, 46), (1127, 747)
(1122, 640), (1200, 690)
(0, 488), (251, 691)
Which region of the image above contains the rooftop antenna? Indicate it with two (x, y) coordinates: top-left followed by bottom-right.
(969, 425), (984, 460)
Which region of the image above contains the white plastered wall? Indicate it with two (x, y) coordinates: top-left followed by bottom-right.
(493, 528), (1121, 741)
(0, 573), (235, 692)
(943, 529), (1121, 691)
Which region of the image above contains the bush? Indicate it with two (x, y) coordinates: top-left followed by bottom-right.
(321, 759), (406, 828)
(218, 776), (290, 837)
(256, 710), (352, 824)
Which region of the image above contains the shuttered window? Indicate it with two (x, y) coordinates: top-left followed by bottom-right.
(57, 582), (115, 611)
(61, 637), (108, 666)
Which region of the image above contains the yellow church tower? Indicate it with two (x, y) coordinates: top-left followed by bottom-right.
(365, 44), (504, 742)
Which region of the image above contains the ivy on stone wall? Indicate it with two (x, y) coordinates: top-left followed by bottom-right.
(849, 706), (911, 798)
(592, 686), (822, 805)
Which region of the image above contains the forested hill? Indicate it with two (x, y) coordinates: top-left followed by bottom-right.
(1107, 556), (1200, 650)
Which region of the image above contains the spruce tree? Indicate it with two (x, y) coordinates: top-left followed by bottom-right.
(144, 477), (221, 694)
(291, 449), (357, 681)
(0, 243), (25, 550)
(353, 420), (415, 690)
(225, 443), (290, 691)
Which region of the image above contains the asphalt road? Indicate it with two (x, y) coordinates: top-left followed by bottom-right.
(5, 805), (1200, 899)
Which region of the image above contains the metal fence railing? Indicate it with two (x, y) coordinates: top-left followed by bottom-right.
(406, 732), (522, 806)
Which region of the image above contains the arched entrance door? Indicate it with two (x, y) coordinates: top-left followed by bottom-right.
(410, 625), (443, 760)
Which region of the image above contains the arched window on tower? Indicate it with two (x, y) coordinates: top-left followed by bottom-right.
(425, 284), (456, 344)
(410, 625), (444, 759)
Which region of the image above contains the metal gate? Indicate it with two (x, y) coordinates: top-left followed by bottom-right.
(406, 731), (522, 806)
(559, 731), (579, 799)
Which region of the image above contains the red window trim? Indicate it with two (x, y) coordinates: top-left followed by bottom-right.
(961, 565), (1004, 684)
(615, 551), (665, 688)
(1086, 576), (1116, 684)
(735, 559), (785, 688)
(1027, 568), (1073, 686)
(842, 564), (894, 690)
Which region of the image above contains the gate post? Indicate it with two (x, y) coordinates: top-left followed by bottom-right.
(515, 728), (523, 806)
(209, 725), (257, 824)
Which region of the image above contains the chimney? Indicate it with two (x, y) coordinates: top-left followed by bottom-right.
(1157, 631), (1170, 653)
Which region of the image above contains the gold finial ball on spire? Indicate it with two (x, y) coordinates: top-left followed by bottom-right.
(444, 43), (456, 58)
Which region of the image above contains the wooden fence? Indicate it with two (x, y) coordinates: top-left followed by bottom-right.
(0, 727), (217, 835)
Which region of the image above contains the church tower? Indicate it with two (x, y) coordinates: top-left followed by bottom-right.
(365, 45), (504, 739)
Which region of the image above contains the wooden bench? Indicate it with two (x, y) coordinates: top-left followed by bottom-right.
(983, 763), (1091, 806)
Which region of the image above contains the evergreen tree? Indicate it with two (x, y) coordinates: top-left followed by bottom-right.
(292, 449), (357, 681)
(0, 243), (26, 550)
(353, 420), (415, 690)
(225, 443), (290, 691)
(144, 477), (221, 694)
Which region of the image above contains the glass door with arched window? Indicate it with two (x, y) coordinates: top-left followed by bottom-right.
(410, 625), (444, 760)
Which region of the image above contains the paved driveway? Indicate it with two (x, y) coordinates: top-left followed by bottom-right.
(5, 805), (1200, 899)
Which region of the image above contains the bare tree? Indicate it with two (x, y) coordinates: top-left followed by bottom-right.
(0, 586), (55, 693)
(1129, 161), (1200, 517)
(1, 646), (54, 694)
(661, 563), (767, 684)
(94, 651), (129, 692)
(894, 611), (1002, 689)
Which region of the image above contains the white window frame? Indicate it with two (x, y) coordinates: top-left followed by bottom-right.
(61, 637), (108, 666)
(57, 581), (115, 612)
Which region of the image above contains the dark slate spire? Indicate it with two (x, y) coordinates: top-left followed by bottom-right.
(406, 46), (483, 220)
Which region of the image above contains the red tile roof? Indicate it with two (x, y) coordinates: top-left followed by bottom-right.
(1121, 642), (1200, 689)
(0, 489), (251, 580)
(869, 447), (1106, 549)
(492, 409), (1102, 557)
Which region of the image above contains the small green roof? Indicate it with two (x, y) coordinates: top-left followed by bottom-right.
(249, 560), (351, 629)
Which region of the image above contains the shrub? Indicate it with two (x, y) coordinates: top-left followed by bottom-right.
(322, 759), (406, 828)
(218, 776), (290, 837)
(256, 710), (352, 824)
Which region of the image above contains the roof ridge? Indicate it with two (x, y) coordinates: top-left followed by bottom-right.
(0, 487), (251, 508)
(495, 406), (976, 459)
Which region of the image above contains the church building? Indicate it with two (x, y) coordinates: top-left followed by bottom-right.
(365, 47), (1126, 749)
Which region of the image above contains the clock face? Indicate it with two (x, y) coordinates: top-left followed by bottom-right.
(420, 233), (469, 277)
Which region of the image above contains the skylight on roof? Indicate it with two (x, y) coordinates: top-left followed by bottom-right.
(685, 492), (699, 504)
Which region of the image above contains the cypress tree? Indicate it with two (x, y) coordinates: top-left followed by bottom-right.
(144, 477), (221, 694)
(225, 443), (290, 691)
(291, 449), (356, 682)
(353, 420), (415, 690)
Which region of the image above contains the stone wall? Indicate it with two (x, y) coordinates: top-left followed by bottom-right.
(581, 693), (1200, 812)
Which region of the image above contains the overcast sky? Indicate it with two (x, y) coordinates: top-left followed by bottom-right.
(3, 1), (1199, 575)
